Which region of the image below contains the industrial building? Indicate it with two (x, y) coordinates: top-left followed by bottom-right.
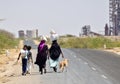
(18, 30), (25, 38)
(109, 0), (120, 36)
(81, 25), (102, 36)
(81, 25), (91, 36)
(18, 29), (38, 38)
(26, 29), (38, 38)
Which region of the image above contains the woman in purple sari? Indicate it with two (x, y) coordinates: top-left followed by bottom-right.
(35, 36), (48, 74)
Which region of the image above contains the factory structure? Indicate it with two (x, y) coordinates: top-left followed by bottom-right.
(18, 29), (38, 38)
(18, 30), (25, 38)
(108, 0), (120, 36)
(26, 29), (38, 38)
(83, 0), (120, 36)
(81, 25), (102, 37)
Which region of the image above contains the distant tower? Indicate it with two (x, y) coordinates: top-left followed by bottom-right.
(105, 24), (109, 36)
(109, 0), (120, 35)
(36, 29), (38, 38)
(18, 30), (25, 38)
(26, 30), (33, 38)
(26, 29), (38, 38)
(82, 25), (91, 36)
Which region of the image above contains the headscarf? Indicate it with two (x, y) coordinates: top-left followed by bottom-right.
(38, 40), (45, 52)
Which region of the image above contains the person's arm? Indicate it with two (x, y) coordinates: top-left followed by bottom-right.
(17, 53), (21, 60)
(59, 46), (64, 58)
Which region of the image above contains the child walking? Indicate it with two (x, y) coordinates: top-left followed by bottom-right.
(17, 45), (28, 75)
(27, 46), (33, 74)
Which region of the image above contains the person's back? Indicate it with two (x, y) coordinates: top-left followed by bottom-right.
(27, 46), (33, 74)
(49, 40), (64, 72)
(27, 51), (32, 62)
(35, 36), (48, 74)
(49, 40), (61, 60)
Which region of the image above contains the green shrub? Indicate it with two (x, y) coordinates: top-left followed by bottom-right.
(0, 29), (19, 54)
(58, 36), (120, 49)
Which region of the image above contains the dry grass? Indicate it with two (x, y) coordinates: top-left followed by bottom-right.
(0, 49), (17, 64)
(0, 40), (23, 83)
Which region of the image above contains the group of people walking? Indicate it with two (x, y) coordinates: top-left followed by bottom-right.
(17, 30), (64, 75)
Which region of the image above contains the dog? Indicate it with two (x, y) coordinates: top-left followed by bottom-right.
(59, 59), (69, 72)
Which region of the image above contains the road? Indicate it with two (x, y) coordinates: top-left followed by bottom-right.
(68, 49), (120, 84)
(4, 40), (120, 84)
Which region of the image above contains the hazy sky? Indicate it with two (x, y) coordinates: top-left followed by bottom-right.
(0, 0), (109, 37)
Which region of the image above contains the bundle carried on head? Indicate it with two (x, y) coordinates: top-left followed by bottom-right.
(50, 29), (59, 41)
(41, 35), (47, 41)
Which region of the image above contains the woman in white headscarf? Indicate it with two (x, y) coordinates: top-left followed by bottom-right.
(50, 29), (59, 41)
(49, 30), (64, 72)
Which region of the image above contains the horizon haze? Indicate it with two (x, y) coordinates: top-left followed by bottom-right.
(0, 0), (109, 37)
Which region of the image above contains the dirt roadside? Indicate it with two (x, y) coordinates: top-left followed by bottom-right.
(0, 40), (49, 83)
(0, 40), (23, 83)
(104, 47), (120, 56)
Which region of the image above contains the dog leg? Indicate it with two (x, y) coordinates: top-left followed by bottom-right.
(62, 67), (64, 72)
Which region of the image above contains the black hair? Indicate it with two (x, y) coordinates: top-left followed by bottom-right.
(52, 40), (57, 43)
(27, 46), (31, 50)
(23, 45), (27, 48)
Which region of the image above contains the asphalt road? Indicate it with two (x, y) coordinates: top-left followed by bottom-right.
(69, 49), (120, 84)
(5, 40), (120, 84)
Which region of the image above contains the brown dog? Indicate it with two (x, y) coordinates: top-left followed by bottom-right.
(59, 59), (68, 72)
